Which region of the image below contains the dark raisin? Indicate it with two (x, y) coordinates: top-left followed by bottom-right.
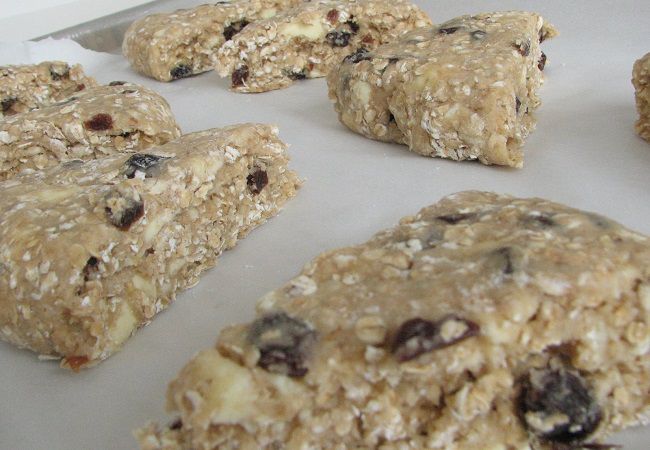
(170, 64), (193, 80)
(538, 51), (547, 71)
(470, 30), (487, 40)
(76, 83), (86, 91)
(392, 315), (479, 362)
(515, 40), (531, 57)
(108, 80), (127, 86)
(388, 57), (400, 65)
(326, 31), (351, 47)
(104, 187), (145, 231)
(492, 247), (515, 275)
(248, 312), (316, 377)
(123, 153), (170, 179)
(388, 112), (395, 123)
(287, 68), (307, 80)
(518, 366), (601, 444)
(49, 64), (70, 81)
(436, 212), (475, 224)
(231, 65), (249, 87)
(344, 47), (371, 64)
(84, 113), (113, 131)
(168, 418), (183, 430)
(516, 97), (521, 113)
(247, 168), (268, 194)
(82, 256), (99, 282)
(525, 213), (555, 228)
(223, 19), (250, 41)
(1, 97), (17, 113)
(346, 20), (360, 34)
(326, 9), (339, 23)
(439, 26), (460, 35)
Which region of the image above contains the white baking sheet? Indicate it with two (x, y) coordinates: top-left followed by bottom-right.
(1, 1), (649, 448)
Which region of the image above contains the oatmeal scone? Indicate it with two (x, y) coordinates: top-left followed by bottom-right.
(137, 191), (649, 449)
(633, 52), (650, 142)
(0, 61), (97, 117)
(0, 82), (180, 181)
(0, 124), (301, 370)
(328, 11), (557, 167)
(122, 0), (304, 82)
(215, 0), (431, 92)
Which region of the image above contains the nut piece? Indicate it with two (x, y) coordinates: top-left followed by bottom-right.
(354, 315), (387, 345)
(248, 311), (316, 377)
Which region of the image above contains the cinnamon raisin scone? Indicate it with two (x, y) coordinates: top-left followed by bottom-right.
(0, 82), (180, 181)
(327, 11), (557, 167)
(0, 61), (96, 117)
(137, 191), (649, 449)
(122, 0), (304, 82)
(0, 124), (301, 370)
(633, 52), (650, 142)
(215, 0), (431, 92)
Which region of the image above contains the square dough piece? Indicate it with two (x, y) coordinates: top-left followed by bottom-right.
(137, 191), (649, 449)
(122, 0), (304, 82)
(0, 124), (301, 370)
(633, 52), (650, 142)
(0, 83), (181, 181)
(327, 11), (557, 167)
(0, 61), (97, 117)
(215, 0), (431, 92)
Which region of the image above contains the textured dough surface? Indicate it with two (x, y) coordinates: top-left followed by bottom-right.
(122, 0), (304, 82)
(0, 61), (97, 117)
(327, 11), (557, 167)
(633, 52), (650, 142)
(0, 124), (301, 370)
(0, 83), (180, 181)
(215, 0), (431, 92)
(137, 191), (649, 449)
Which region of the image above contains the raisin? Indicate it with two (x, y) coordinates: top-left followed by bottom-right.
(344, 47), (371, 64)
(491, 247), (515, 275)
(436, 212), (475, 224)
(104, 186), (145, 231)
(76, 84), (86, 91)
(439, 26), (460, 35)
(388, 57), (400, 65)
(247, 168), (268, 194)
(346, 19), (360, 34)
(515, 40), (531, 57)
(392, 315), (479, 362)
(108, 80), (127, 86)
(326, 9), (339, 24)
(123, 153), (170, 179)
(287, 68), (307, 80)
(1, 97), (16, 113)
(518, 366), (601, 444)
(231, 66), (249, 87)
(326, 31), (351, 47)
(169, 418), (183, 430)
(82, 256), (99, 282)
(388, 112), (395, 123)
(64, 355), (89, 372)
(516, 97), (521, 113)
(248, 312), (316, 377)
(223, 19), (250, 41)
(470, 30), (487, 40)
(49, 64), (70, 81)
(361, 34), (374, 45)
(539, 51), (547, 71)
(84, 113), (113, 131)
(170, 64), (193, 80)
(524, 213), (555, 228)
